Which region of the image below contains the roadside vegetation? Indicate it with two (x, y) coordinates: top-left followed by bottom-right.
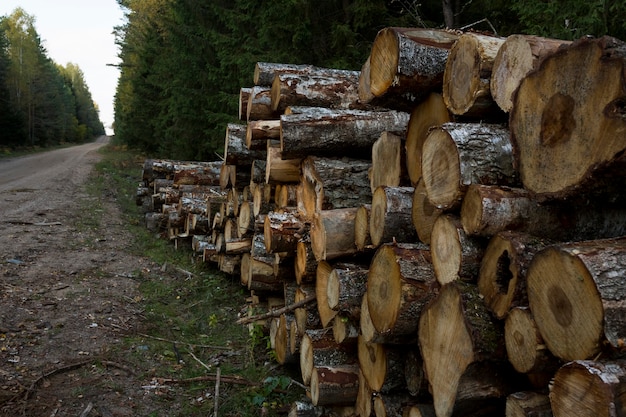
(89, 142), (302, 416)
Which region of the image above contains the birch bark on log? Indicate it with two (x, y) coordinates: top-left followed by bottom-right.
(366, 27), (459, 110)
(370, 186), (417, 247)
(509, 36), (626, 199)
(491, 34), (571, 113)
(405, 92), (452, 186)
(421, 122), (517, 210)
(173, 163), (223, 186)
(527, 237), (626, 361)
(478, 231), (553, 319)
(550, 360), (626, 417)
(367, 243), (437, 341)
(370, 132), (409, 192)
(505, 391), (552, 417)
(280, 107), (410, 159)
(246, 119), (281, 150)
(442, 32), (505, 117)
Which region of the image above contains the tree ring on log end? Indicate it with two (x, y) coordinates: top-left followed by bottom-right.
(431, 215), (462, 285)
(370, 187), (388, 247)
(367, 245), (401, 334)
(370, 28), (400, 97)
(505, 308), (540, 373)
(540, 93), (576, 147)
(527, 247), (604, 361)
(422, 129), (461, 209)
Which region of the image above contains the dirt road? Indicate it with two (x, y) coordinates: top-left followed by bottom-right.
(0, 138), (162, 416)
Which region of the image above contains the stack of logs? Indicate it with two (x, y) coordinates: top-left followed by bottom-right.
(136, 28), (626, 417)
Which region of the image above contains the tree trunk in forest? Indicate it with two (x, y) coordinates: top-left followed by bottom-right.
(421, 122), (517, 210)
(246, 119), (281, 150)
(430, 214), (485, 285)
(509, 36), (626, 199)
(365, 27), (459, 111)
(527, 237), (626, 361)
(370, 132), (409, 193)
(310, 365), (360, 406)
(443, 32), (506, 118)
(505, 391), (552, 417)
(504, 307), (560, 376)
(478, 231), (553, 319)
(300, 156), (371, 219)
(370, 186), (417, 247)
(310, 208), (359, 261)
(491, 34), (571, 113)
(418, 281), (509, 417)
(550, 360), (626, 417)
(280, 107), (410, 159)
(271, 71), (361, 113)
(405, 92), (452, 186)
(367, 243), (437, 341)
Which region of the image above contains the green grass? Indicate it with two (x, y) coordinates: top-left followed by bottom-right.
(86, 142), (303, 416)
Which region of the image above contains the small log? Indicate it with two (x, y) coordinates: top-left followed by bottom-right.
(238, 87), (251, 121)
(404, 404), (436, 417)
(370, 131), (409, 192)
(405, 92), (452, 186)
(225, 123), (265, 167)
(310, 365), (360, 406)
(263, 210), (305, 254)
(421, 122), (518, 211)
(275, 183), (298, 210)
(354, 204), (373, 252)
(527, 237), (626, 361)
(370, 186), (417, 247)
(218, 254), (241, 275)
(491, 34), (571, 113)
(266, 143), (302, 184)
(295, 238), (317, 285)
(280, 107), (410, 159)
(505, 391), (552, 417)
(366, 27), (459, 110)
(367, 243), (437, 341)
(173, 162), (223, 186)
(418, 281), (509, 417)
(237, 201), (255, 237)
(224, 237), (252, 255)
(411, 179), (442, 245)
(310, 208), (359, 262)
(332, 315), (359, 345)
(504, 307), (560, 376)
(357, 335), (406, 393)
(294, 284), (321, 336)
(252, 182), (274, 217)
(550, 359), (626, 417)
(431, 214), (486, 285)
(299, 328), (357, 386)
(355, 369), (373, 417)
(246, 86), (278, 121)
(442, 32), (506, 117)
(327, 263), (368, 318)
(478, 231), (554, 319)
(315, 261), (339, 328)
(246, 119), (281, 150)
(275, 313), (297, 364)
(509, 36), (626, 199)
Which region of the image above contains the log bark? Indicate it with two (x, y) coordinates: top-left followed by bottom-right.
(404, 348), (430, 399)
(299, 328), (357, 386)
(172, 162), (223, 186)
(370, 186), (417, 247)
(246, 119), (281, 150)
(366, 27), (459, 110)
(265, 143), (302, 184)
(509, 36), (626, 199)
(550, 359), (626, 417)
(367, 243), (437, 341)
(405, 92), (452, 186)
(404, 404), (436, 417)
(357, 335), (406, 393)
(254, 62), (321, 86)
(505, 391), (552, 417)
(372, 392), (419, 417)
(271, 71), (361, 113)
(504, 307), (560, 376)
(275, 184), (298, 210)
(442, 32), (505, 117)
(224, 123), (265, 167)
(421, 122), (518, 210)
(294, 284), (321, 336)
(310, 208), (359, 262)
(300, 156), (372, 219)
(411, 179), (442, 245)
(478, 231), (554, 319)
(246, 86), (278, 121)
(491, 34), (571, 113)
(280, 107), (410, 159)
(418, 281), (508, 417)
(527, 237), (626, 361)
(430, 214), (486, 285)
(316, 261), (339, 328)
(263, 210), (305, 254)
(370, 131), (409, 192)
(310, 365), (360, 406)
(327, 263), (368, 317)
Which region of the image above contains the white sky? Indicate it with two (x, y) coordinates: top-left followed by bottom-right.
(0, 1), (125, 135)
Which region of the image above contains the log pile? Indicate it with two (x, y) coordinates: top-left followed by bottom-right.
(136, 29), (626, 417)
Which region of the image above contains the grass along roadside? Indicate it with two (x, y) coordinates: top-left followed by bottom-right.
(87, 143), (303, 416)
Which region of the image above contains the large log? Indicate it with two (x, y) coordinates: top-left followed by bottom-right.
(370, 186), (417, 247)
(418, 281), (510, 417)
(421, 122), (518, 210)
(442, 32), (505, 117)
(366, 27), (459, 110)
(172, 162), (223, 186)
(550, 360), (626, 417)
(367, 243), (438, 341)
(491, 34), (571, 113)
(509, 36), (626, 199)
(370, 131), (409, 192)
(280, 107), (410, 159)
(478, 231), (553, 319)
(310, 208), (359, 262)
(526, 237), (626, 361)
(405, 92), (452, 186)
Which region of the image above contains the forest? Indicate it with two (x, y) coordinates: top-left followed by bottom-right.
(0, 8), (104, 151)
(111, 0), (626, 161)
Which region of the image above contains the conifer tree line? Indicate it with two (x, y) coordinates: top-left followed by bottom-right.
(113, 0), (625, 161)
(0, 8), (105, 151)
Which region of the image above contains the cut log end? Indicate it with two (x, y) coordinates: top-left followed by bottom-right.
(421, 128), (460, 210)
(369, 28), (400, 97)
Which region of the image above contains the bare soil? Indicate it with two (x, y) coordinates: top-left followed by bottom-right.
(0, 138), (185, 416)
